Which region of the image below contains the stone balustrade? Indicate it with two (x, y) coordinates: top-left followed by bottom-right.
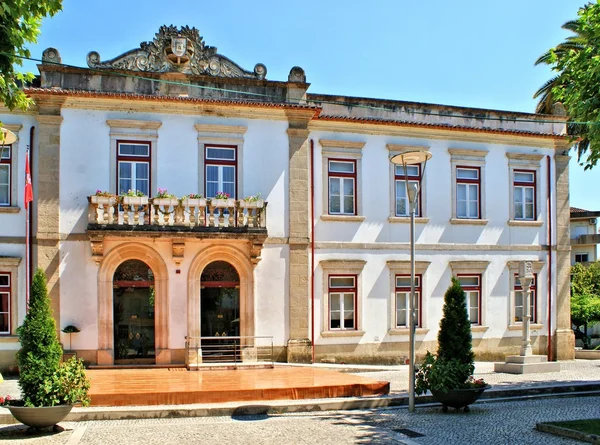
(88, 196), (267, 230)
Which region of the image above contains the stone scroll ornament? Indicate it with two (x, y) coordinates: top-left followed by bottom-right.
(86, 25), (267, 79)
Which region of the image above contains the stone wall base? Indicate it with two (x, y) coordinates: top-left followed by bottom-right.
(554, 329), (575, 360)
(287, 338), (312, 363)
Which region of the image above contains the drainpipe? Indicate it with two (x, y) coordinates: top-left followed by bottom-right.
(28, 126), (35, 292)
(310, 139), (315, 364)
(547, 155), (553, 361)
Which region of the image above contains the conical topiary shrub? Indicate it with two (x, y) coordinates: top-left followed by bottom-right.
(16, 269), (63, 407)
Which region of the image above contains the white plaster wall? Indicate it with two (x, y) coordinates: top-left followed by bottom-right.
(58, 240), (99, 349)
(314, 249), (550, 347)
(310, 131), (553, 247)
(0, 243), (27, 332)
(59, 109), (289, 238)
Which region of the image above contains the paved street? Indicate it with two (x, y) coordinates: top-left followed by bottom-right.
(0, 395), (596, 444)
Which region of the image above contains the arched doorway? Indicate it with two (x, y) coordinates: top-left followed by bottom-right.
(200, 261), (240, 361)
(113, 259), (156, 364)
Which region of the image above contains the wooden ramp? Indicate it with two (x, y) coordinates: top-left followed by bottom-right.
(87, 367), (390, 406)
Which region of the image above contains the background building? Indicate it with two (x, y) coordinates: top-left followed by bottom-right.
(570, 207), (600, 265)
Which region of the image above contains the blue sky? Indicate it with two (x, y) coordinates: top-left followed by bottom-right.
(22, 0), (598, 210)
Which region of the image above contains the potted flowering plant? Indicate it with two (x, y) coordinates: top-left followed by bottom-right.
(90, 190), (117, 205)
(415, 277), (489, 412)
(120, 189), (148, 207)
(239, 192), (264, 209)
(211, 191), (235, 208)
(152, 188), (179, 207)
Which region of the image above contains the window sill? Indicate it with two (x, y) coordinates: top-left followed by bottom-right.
(321, 330), (365, 338)
(0, 207), (20, 214)
(508, 323), (543, 331)
(388, 328), (430, 336)
(471, 325), (489, 333)
(449, 218), (489, 226)
(0, 336), (19, 343)
(508, 220), (543, 227)
(388, 217), (430, 224)
(320, 215), (366, 222)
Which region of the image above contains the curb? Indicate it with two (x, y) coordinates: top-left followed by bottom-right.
(536, 422), (600, 444)
(0, 382), (599, 424)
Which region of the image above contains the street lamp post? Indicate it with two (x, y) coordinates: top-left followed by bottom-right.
(390, 150), (432, 413)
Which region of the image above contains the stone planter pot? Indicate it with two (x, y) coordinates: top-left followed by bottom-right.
(211, 198), (235, 208)
(239, 199), (264, 209)
(8, 405), (73, 429)
(182, 198), (207, 208)
(121, 196), (148, 207)
(152, 197), (179, 207)
(90, 195), (117, 206)
(431, 385), (490, 412)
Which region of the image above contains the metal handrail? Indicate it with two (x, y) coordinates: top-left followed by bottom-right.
(184, 335), (274, 369)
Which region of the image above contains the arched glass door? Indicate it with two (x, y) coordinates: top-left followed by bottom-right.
(113, 259), (155, 364)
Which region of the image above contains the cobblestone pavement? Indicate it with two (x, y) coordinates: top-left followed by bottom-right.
(0, 395), (596, 444)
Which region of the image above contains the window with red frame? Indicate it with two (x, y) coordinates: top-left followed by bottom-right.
(328, 159), (356, 215)
(514, 273), (537, 323)
(0, 273), (10, 334)
(205, 145), (236, 199)
(0, 145), (11, 206)
(328, 275), (356, 330)
(395, 164), (421, 217)
(117, 141), (151, 196)
(513, 170), (536, 220)
(457, 274), (481, 325)
(456, 167), (480, 219)
(395, 274), (422, 328)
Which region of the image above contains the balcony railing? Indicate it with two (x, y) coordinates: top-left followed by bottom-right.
(87, 196), (267, 230)
(571, 234), (600, 245)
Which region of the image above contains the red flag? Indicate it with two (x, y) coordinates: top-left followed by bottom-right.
(24, 152), (32, 209)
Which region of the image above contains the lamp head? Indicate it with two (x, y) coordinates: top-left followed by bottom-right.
(390, 150), (432, 166)
(0, 128), (17, 145)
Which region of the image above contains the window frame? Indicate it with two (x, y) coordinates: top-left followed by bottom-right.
(395, 274), (422, 328)
(513, 169), (536, 221)
(116, 140), (152, 196)
(0, 145), (11, 206)
(575, 253), (589, 263)
(456, 166), (481, 219)
(204, 144), (238, 199)
(457, 273), (482, 325)
(328, 274), (358, 331)
(0, 272), (10, 335)
(327, 158), (357, 216)
(394, 164), (422, 217)
(514, 273), (537, 324)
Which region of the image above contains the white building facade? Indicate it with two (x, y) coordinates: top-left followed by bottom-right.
(0, 26), (575, 369)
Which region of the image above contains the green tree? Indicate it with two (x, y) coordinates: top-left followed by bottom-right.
(534, 2), (600, 170)
(571, 262), (600, 349)
(16, 269), (63, 407)
(0, 0), (62, 119)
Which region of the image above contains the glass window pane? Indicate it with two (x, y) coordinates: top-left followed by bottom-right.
(515, 202), (523, 219)
(119, 162), (132, 179)
(457, 183), (466, 200)
(469, 292), (479, 307)
(343, 312), (354, 329)
(396, 180), (407, 197)
(525, 203), (534, 219)
(0, 147), (10, 159)
(119, 144), (149, 157)
(222, 166), (235, 182)
(329, 196), (340, 213)
(396, 292), (407, 309)
(0, 165), (8, 184)
(329, 161), (354, 173)
(0, 313), (8, 333)
(206, 183), (218, 198)
(223, 183), (235, 198)
(396, 310), (406, 327)
(457, 168), (478, 179)
(515, 291), (523, 307)
(118, 179), (131, 195)
(0, 293), (8, 312)
(206, 166), (218, 182)
(514, 187), (523, 203)
(459, 276), (479, 287)
(525, 187), (534, 203)
(396, 277), (411, 288)
(395, 165), (419, 177)
(469, 184), (478, 201)
(396, 198), (407, 216)
(330, 294), (340, 311)
(0, 275), (8, 286)
(330, 277), (354, 288)
(343, 293), (354, 310)
(515, 172), (534, 182)
(343, 196), (354, 214)
(343, 178), (354, 196)
(469, 201), (478, 218)
(0, 185), (8, 205)
(469, 308), (479, 324)
(457, 200), (467, 218)
(329, 178), (340, 196)
(136, 179), (149, 196)
(135, 163), (149, 180)
(206, 147), (235, 160)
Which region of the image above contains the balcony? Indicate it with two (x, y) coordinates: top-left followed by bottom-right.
(571, 234), (600, 245)
(86, 196), (268, 264)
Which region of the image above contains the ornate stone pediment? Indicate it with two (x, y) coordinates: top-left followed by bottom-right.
(87, 25), (267, 79)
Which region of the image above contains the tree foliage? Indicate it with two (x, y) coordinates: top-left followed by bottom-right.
(16, 269), (63, 407)
(534, 2), (600, 170)
(571, 262), (600, 348)
(0, 0), (62, 113)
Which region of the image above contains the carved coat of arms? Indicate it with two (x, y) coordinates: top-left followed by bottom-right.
(171, 36), (187, 57)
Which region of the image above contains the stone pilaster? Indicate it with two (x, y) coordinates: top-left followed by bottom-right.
(286, 123), (312, 363)
(33, 101), (64, 335)
(553, 154), (575, 360)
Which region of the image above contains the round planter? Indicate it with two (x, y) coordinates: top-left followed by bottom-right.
(430, 385), (490, 412)
(8, 405), (73, 429)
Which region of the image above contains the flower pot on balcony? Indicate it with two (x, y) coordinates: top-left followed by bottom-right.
(211, 198), (235, 208)
(182, 198), (207, 208)
(90, 195), (116, 206)
(152, 198), (179, 207)
(8, 405), (73, 430)
(122, 196), (149, 207)
(431, 385), (490, 412)
(239, 199), (264, 209)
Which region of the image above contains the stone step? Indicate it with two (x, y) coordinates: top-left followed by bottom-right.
(505, 355), (548, 364)
(494, 361), (560, 375)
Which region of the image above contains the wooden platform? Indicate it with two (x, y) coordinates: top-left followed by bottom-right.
(87, 367), (390, 406)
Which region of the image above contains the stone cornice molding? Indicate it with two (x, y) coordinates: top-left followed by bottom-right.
(386, 260), (431, 275)
(37, 115), (63, 125)
(3, 124), (22, 133)
(506, 152), (545, 162)
(194, 124), (247, 135)
(0, 256), (22, 267)
(386, 144), (430, 153)
(320, 259), (367, 272)
(448, 148), (489, 158)
(449, 261), (491, 274)
(106, 119), (162, 130)
(319, 139), (365, 150)
(507, 260), (545, 272)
